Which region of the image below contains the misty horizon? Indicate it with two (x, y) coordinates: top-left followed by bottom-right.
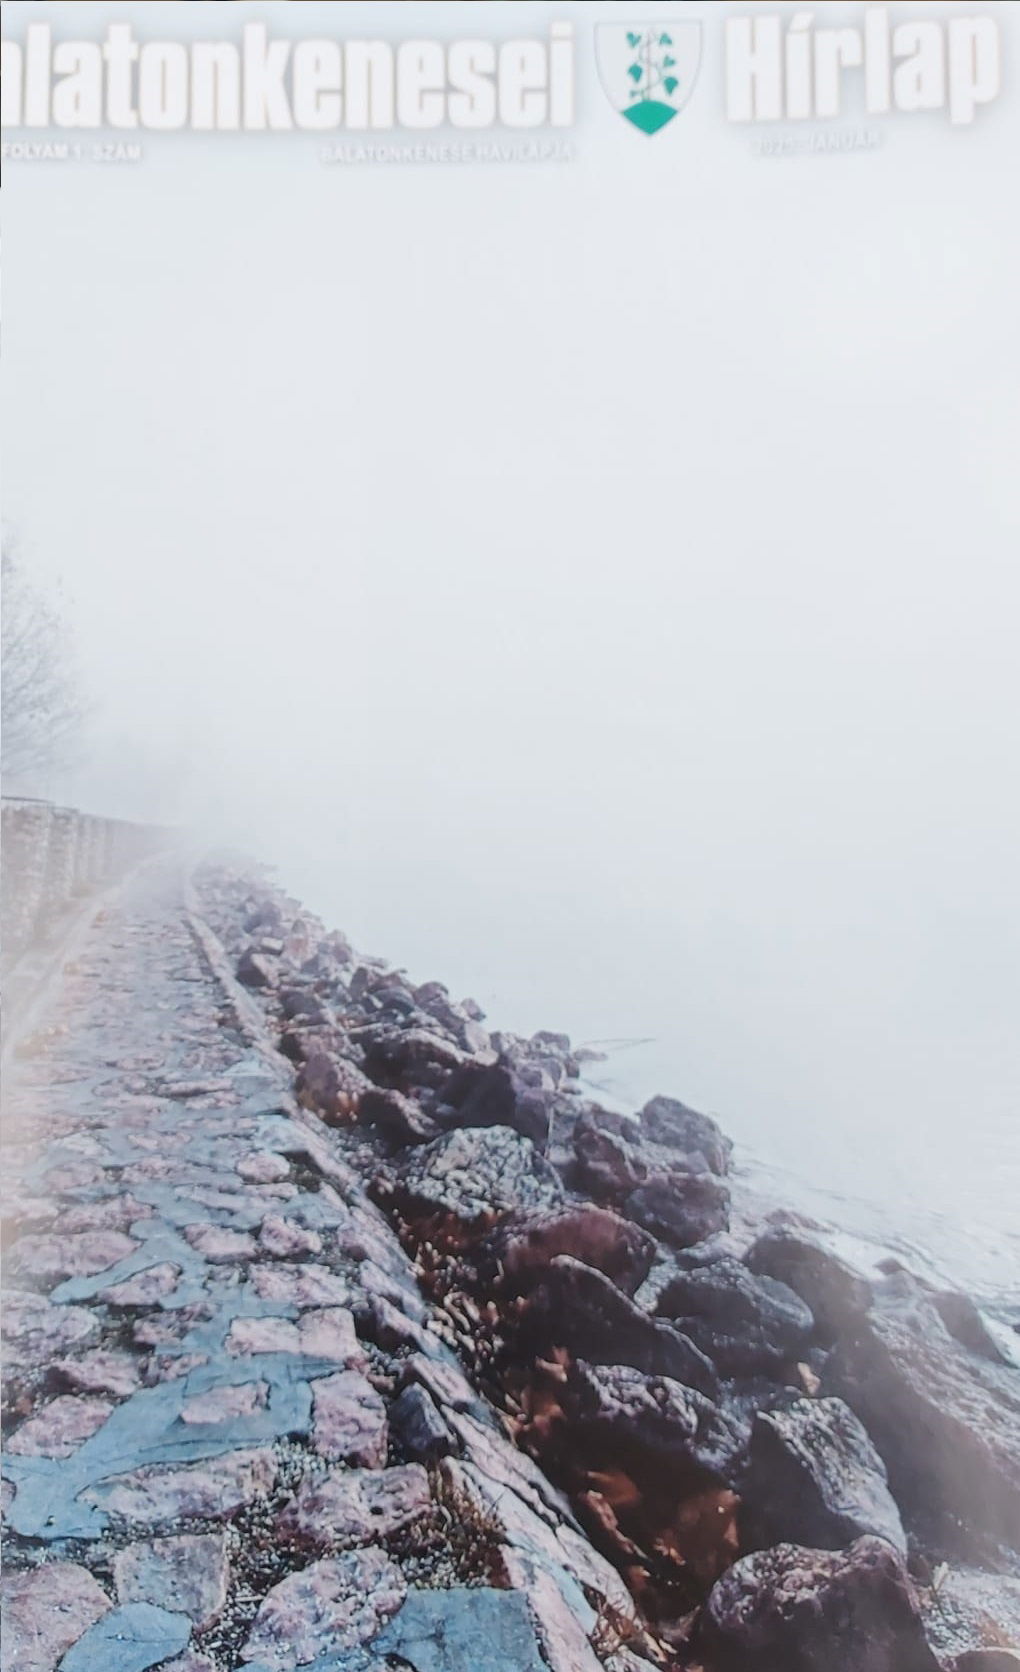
(4, 0), (1018, 1301)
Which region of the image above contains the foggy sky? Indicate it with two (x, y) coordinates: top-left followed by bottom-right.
(4, 0), (1019, 1292)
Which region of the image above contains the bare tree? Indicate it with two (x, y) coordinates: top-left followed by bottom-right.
(1, 543), (83, 789)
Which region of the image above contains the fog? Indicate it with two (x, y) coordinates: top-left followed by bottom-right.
(4, 0), (1019, 1295)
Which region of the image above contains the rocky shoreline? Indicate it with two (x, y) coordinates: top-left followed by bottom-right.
(2, 855), (1018, 1670)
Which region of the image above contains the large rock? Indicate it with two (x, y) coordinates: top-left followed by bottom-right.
(640, 1095), (733, 1175)
(956, 1655), (1020, 1671)
(699, 1536), (940, 1671)
(0, 1561), (111, 1672)
(374, 1587), (549, 1672)
(388, 1384), (454, 1463)
(7, 1395), (113, 1458)
(276, 1464), (430, 1549)
(87, 1447), (277, 1525)
(7, 1230), (139, 1285)
(518, 1255), (719, 1398)
(278, 985), (333, 1025)
(742, 1396), (907, 1555)
(236, 948), (276, 989)
(573, 1095), (730, 1192)
(360, 1026), (467, 1092)
(311, 1369), (388, 1467)
(382, 1126), (563, 1241)
(547, 1359), (744, 1603)
(1, 1291), (100, 1370)
(478, 1204), (656, 1297)
(572, 1106), (648, 1198)
(295, 1050), (372, 1124)
(572, 1101), (732, 1249)
(53, 1349), (142, 1399)
(435, 1061), (552, 1150)
(113, 1533), (230, 1630)
(240, 1548), (405, 1667)
(823, 1275), (1020, 1554)
(566, 1359), (745, 1487)
(656, 1258), (814, 1375)
(624, 1171), (731, 1251)
(358, 1086), (440, 1147)
(930, 1288), (1013, 1365)
(747, 1227), (872, 1340)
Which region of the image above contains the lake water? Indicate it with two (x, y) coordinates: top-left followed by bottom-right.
(272, 833), (1020, 1318)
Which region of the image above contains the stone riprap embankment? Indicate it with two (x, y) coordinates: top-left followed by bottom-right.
(1, 854), (1018, 1672)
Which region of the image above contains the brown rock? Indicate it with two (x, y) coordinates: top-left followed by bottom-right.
(956, 1656), (1020, 1671)
(565, 1360), (745, 1488)
(89, 1446), (277, 1524)
(183, 1224), (256, 1263)
(52, 1349), (142, 1399)
(641, 1094), (733, 1174)
(312, 1370), (388, 1466)
(7, 1395), (113, 1458)
(573, 1097), (731, 1203)
(519, 1256), (719, 1399)
(276, 1463), (430, 1549)
(299, 1307), (365, 1366)
(824, 1275), (1020, 1554)
(0, 1561), (111, 1672)
(225, 1316), (301, 1356)
(480, 1204), (656, 1297)
(624, 1169), (730, 1251)
(236, 1152), (291, 1184)
(258, 1216), (323, 1259)
(250, 1263), (350, 1308)
(436, 1060), (552, 1149)
(358, 1086), (440, 1146)
(700, 1536), (939, 1672)
(113, 1531), (230, 1630)
(747, 1226), (872, 1340)
(296, 1051), (372, 1124)
(1, 1293), (100, 1369)
(236, 949), (277, 988)
(241, 1548), (406, 1667)
(101, 1262), (181, 1306)
(743, 1396), (907, 1556)
(656, 1257), (814, 1375)
(8, 1230), (138, 1284)
(361, 1027), (467, 1092)
(61, 1195), (153, 1234)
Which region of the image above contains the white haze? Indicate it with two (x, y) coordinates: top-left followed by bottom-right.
(4, 1), (1019, 1295)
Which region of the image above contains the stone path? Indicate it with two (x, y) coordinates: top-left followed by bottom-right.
(6, 856), (1017, 1672)
(1, 861), (646, 1672)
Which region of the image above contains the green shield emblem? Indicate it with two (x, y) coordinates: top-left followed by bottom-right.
(595, 22), (703, 134)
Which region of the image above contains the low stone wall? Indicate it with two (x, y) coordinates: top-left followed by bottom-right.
(0, 797), (170, 964)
